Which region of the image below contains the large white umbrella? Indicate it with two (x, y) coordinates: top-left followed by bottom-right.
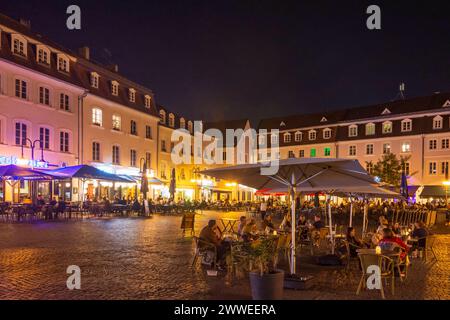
(201, 158), (377, 275)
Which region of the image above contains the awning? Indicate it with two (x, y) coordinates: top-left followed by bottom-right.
(419, 185), (448, 198)
(39, 165), (134, 182)
(0, 164), (53, 180)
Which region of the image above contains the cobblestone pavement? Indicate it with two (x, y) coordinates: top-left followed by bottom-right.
(0, 211), (448, 300)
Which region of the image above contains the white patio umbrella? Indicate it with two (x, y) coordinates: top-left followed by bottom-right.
(201, 158), (378, 275)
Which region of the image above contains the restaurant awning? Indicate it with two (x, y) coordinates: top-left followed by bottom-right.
(419, 185), (447, 198)
(39, 165), (134, 183)
(0, 164), (53, 180)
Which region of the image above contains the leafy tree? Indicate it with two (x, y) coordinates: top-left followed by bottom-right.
(366, 153), (413, 188)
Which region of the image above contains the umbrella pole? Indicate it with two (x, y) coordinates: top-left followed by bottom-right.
(349, 197), (353, 227)
(328, 196), (334, 254)
(290, 173), (296, 275)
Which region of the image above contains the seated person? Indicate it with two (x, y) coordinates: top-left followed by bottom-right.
(242, 219), (258, 242)
(346, 227), (366, 257)
(297, 215), (308, 240)
(199, 220), (229, 265)
(411, 221), (429, 249)
(379, 228), (409, 261)
(36, 195), (46, 206)
(262, 215), (276, 233)
(237, 216), (247, 238)
(297, 215), (307, 226)
(312, 215), (325, 230)
(376, 215), (389, 234)
(279, 214), (292, 233)
(392, 222), (401, 236)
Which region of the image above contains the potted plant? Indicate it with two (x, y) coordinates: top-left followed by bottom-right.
(247, 236), (284, 300)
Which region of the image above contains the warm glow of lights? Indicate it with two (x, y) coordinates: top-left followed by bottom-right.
(443, 181), (450, 186)
(16, 158), (29, 166)
(225, 182), (237, 187)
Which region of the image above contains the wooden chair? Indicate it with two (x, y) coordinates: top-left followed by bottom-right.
(191, 236), (217, 269)
(356, 253), (395, 299)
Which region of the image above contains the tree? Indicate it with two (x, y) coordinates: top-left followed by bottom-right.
(366, 153), (412, 188)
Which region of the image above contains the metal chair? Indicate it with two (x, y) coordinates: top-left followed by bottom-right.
(356, 253), (395, 299)
(191, 236), (217, 269)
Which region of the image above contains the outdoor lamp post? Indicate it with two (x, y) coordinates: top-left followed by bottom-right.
(21, 138), (45, 165)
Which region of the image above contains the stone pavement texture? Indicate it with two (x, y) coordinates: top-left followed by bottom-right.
(0, 211), (448, 300)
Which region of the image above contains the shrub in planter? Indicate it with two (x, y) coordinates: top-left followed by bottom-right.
(247, 236), (284, 300)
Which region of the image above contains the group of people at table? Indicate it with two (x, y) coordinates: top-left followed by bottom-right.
(199, 212), (431, 269)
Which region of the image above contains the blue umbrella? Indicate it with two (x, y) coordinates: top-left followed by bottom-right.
(400, 171), (409, 200)
(0, 165), (52, 180)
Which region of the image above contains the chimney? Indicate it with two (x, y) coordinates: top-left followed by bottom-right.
(78, 46), (90, 60)
(19, 18), (31, 29)
(108, 64), (119, 73)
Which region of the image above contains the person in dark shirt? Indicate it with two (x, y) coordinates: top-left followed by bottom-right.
(411, 221), (429, 249)
(262, 215), (275, 233)
(312, 215), (325, 230)
(199, 220), (229, 266)
(346, 227), (366, 257)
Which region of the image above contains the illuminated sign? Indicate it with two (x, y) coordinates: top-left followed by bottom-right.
(0, 155), (49, 168)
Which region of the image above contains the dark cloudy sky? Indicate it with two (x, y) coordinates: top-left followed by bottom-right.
(1, 0), (450, 124)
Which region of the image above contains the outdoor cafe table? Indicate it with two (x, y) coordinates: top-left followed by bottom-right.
(219, 218), (239, 233)
(356, 248), (401, 259)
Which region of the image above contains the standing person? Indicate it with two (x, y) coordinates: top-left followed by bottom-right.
(237, 216), (247, 238)
(260, 200), (267, 220)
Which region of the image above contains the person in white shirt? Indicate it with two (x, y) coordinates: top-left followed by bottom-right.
(260, 201), (267, 220)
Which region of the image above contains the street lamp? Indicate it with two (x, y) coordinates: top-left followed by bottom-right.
(21, 138), (45, 165)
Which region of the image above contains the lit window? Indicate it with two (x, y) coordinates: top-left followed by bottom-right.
(429, 139), (437, 150)
(401, 119), (412, 132)
(59, 131), (70, 153)
(112, 115), (121, 131)
(310, 148), (316, 157)
(90, 72), (99, 88)
(433, 116), (443, 130)
(128, 88), (136, 102)
(15, 79), (27, 99)
(92, 142), (100, 161)
(365, 123), (375, 135)
(258, 135), (266, 146)
(12, 37), (26, 56)
(348, 125), (358, 137)
(401, 142), (411, 153)
(295, 131), (302, 142)
(144, 95), (152, 108)
(309, 130), (317, 141)
(92, 108), (103, 126)
(366, 144), (374, 155)
(39, 87), (50, 106)
(382, 121), (392, 134)
(349, 145), (356, 156)
(59, 93), (70, 111)
(112, 145), (120, 165)
(323, 129), (331, 139)
(169, 114), (175, 128)
(429, 162), (437, 175)
(284, 133), (291, 143)
(57, 55), (69, 72)
(271, 134), (279, 144)
(37, 46), (50, 65)
(111, 81), (119, 96)
(324, 147), (331, 156)
(383, 143), (391, 154)
(159, 110), (166, 124)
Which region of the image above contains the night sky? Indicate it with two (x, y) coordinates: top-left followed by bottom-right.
(1, 0), (450, 124)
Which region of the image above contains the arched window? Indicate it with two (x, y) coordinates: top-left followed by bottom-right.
(159, 110), (166, 124)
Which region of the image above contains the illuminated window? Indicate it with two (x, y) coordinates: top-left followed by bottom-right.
(92, 108), (103, 126)
(57, 55), (69, 72)
(383, 143), (391, 154)
(310, 148), (316, 157)
(382, 121), (392, 134)
(111, 81), (119, 96)
(128, 88), (136, 102)
(365, 123), (375, 135)
(433, 116), (443, 130)
(159, 110), (166, 124)
(401, 142), (411, 153)
(37, 46), (50, 65)
(112, 115), (121, 131)
(144, 95), (152, 108)
(12, 36), (26, 57)
(90, 72), (99, 88)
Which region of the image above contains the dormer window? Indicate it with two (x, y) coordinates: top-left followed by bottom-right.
(144, 95), (152, 108)
(323, 128), (332, 139)
(366, 123), (375, 135)
(169, 114), (175, 128)
(36, 45), (50, 65)
(381, 108), (391, 115)
(271, 133), (279, 144)
(90, 72), (99, 88)
(433, 115), (443, 130)
(57, 54), (70, 73)
(443, 100), (450, 107)
(180, 117), (186, 129)
(12, 35), (27, 57)
(284, 133), (291, 143)
(128, 88), (136, 102)
(111, 81), (119, 96)
(401, 119), (412, 132)
(159, 110), (166, 124)
(320, 117), (327, 123)
(348, 125), (358, 137)
(295, 131), (302, 142)
(308, 130), (317, 141)
(258, 135), (266, 145)
(188, 121), (193, 134)
(382, 121), (392, 134)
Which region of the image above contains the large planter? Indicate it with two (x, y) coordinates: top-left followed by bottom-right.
(249, 269), (284, 300)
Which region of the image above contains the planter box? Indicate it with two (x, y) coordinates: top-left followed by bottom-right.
(284, 275), (315, 290)
(249, 270), (284, 300)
